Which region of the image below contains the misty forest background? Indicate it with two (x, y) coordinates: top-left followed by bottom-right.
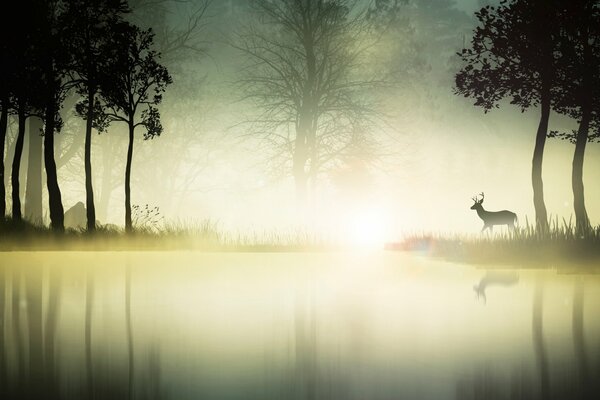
(1, 0), (600, 238)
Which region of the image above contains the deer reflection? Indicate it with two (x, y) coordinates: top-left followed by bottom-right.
(473, 271), (519, 303)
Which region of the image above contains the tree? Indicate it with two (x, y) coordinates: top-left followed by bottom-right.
(551, 0), (600, 235)
(455, 0), (564, 233)
(24, 117), (43, 223)
(0, 20), (13, 220)
(3, 0), (66, 228)
(234, 0), (386, 206)
(35, 0), (70, 231)
(97, 26), (172, 232)
(9, 3), (42, 222)
(67, 0), (129, 232)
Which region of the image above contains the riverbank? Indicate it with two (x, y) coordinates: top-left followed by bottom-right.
(387, 223), (600, 266)
(0, 218), (339, 252)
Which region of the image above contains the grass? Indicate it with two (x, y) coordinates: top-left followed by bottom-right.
(388, 217), (600, 266)
(3, 215), (600, 263)
(0, 217), (341, 252)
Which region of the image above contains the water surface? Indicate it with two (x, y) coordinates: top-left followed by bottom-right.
(0, 251), (599, 399)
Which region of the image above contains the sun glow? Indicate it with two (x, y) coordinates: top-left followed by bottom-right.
(346, 208), (390, 247)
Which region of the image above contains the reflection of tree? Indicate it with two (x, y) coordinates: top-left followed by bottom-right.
(11, 269), (25, 389)
(572, 278), (590, 398)
(85, 271), (95, 397)
(0, 267), (6, 397)
(126, 264), (135, 400)
(24, 265), (43, 397)
(532, 281), (549, 400)
(44, 267), (61, 396)
(295, 287), (317, 400)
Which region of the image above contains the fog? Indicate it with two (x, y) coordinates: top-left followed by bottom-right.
(4, 0), (600, 239)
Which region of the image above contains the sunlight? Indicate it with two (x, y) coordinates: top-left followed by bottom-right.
(347, 208), (389, 247)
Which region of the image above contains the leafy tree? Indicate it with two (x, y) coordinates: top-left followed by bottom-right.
(551, 0), (600, 234)
(455, 0), (565, 233)
(234, 0), (386, 206)
(97, 26), (172, 232)
(67, 0), (129, 232)
(33, 0), (72, 231)
(0, 7), (16, 219)
(7, 2), (45, 222)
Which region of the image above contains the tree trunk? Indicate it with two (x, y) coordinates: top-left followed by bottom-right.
(125, 122), (134, 233)
(532, 92), (550, 234)
(11, 101), (27, 221)
(293, 154), (308, 205)
(0, 96), (8, 219)
(25, 117), (43, 224)
(44, 94), (64, 231)
(85, 87), (96, 232)
(572, 106), (590, 236)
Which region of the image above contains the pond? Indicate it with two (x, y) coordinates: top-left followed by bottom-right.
(0, 251), (599, 399)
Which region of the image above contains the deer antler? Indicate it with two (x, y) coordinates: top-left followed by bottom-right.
(479, 192), (485, 204)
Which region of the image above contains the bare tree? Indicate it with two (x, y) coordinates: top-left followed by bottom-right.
(234, 0), (387, 206)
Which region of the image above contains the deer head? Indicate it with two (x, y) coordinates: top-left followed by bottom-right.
(470, 192), (484, 210)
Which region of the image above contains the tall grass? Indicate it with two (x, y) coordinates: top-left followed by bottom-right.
(393, 217), (600, 265)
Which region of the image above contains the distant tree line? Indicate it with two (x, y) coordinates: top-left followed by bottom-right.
(0, 0), (171, 233)
(456, 0), (600, 235)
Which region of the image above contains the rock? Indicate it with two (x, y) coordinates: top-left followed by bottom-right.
(64, 202), (87, 230)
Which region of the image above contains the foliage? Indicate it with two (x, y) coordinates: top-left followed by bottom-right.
(98, 25), (172, 138)
(454, 0), (564, 111)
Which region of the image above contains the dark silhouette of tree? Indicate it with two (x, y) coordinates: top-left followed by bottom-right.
(455, 0), (565, 233)
(234, 0), (386, 206)
(9, 3), (42, 222)
(67, 0), (129, 232)
(551, 0), (600, 235)
(97, 26), (172, 232)
(34, 0), (72, 231)
(0, 40), (11, 220)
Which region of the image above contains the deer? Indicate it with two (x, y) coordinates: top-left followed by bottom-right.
(470, 192), (517, 232)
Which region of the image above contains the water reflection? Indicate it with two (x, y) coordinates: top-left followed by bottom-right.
(532, 281), (549, 400)
(473, 271), (519, 303)
(0, 252), (598, 400)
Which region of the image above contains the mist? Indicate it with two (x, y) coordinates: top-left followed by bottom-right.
(0, 0), (597, 240)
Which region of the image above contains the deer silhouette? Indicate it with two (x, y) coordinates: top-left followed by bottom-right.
(470, 192), (517, 232)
